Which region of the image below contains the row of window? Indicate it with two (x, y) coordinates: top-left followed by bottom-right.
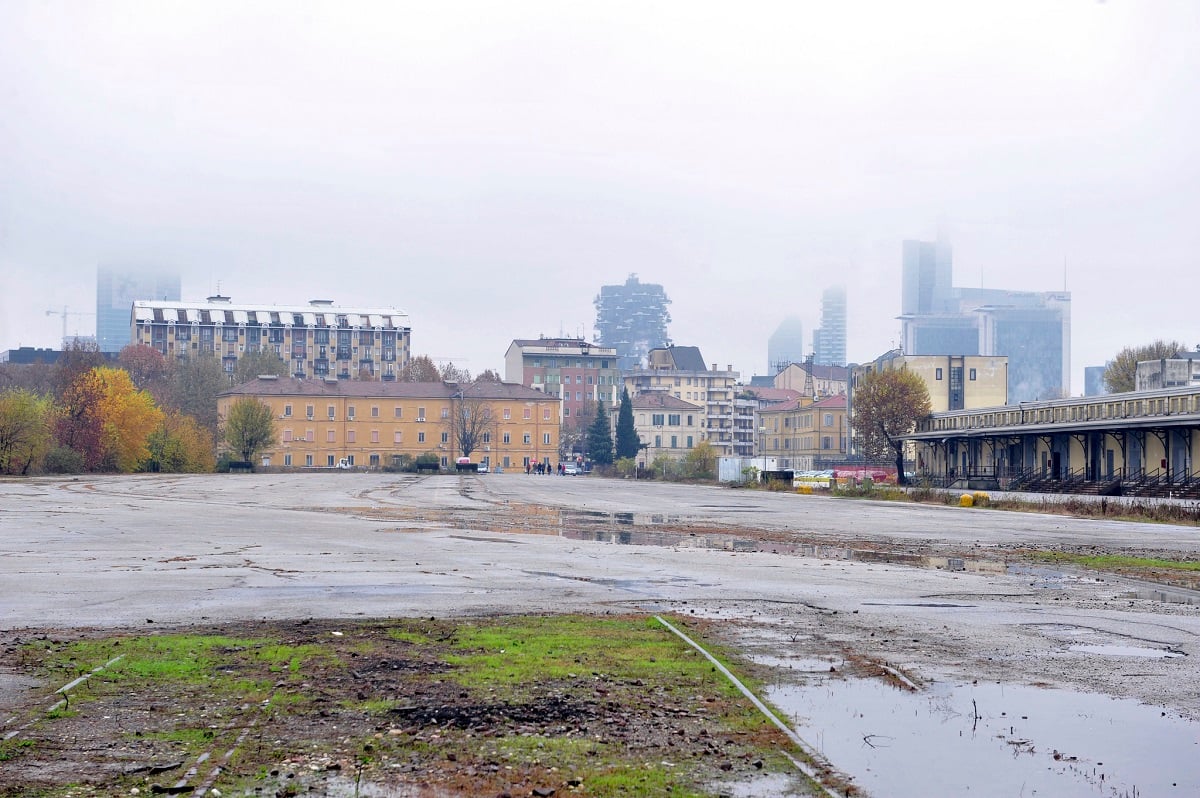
(273, 454), (539, 469)
(141, 323), (405, 346)
(765, 413), (838, 430)
(920, 391), (1200, 433)
(281, 403), (553, 421)
(641, 413), (696, 427)
(279, 429), (553, 446)
(532, 373), (617, 385)
(764, 436), (841, 450)
(650, 435), (696, 449)
(530, 359), (612, 369)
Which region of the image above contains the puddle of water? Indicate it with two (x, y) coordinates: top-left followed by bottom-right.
(769, 677), (1200, 798)
(1124, 588), (1200, 606)
(750, 654), (843, 673)
(1069, 644), (1184, 659)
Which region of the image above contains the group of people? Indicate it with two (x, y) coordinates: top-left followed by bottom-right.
(525, 461), (576, 475)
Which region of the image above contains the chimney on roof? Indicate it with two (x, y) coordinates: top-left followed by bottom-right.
(207, 295), (231, 304)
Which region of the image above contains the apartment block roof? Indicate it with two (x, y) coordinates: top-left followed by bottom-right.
(133, 299), (409, 330)
(221, 377), (555, 401)
(761, 394), (847, 413)
(506, 338), (618, 356)
(631, 393), (703, 411)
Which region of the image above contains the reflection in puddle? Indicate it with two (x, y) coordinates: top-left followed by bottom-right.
(1069, 643), (1184, 658)
(769, 678), (1200, 798)
(1124, 588), (1200, 606)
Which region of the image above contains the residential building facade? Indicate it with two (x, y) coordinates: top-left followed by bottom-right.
(218, 377), (561, 471)
(631, 393), (705, 465)
(772, 361), (849, 398)
(593, 274), (672, 370)
(503, 337), (622, 426)
(852, 351), (1008, 414)
(623, 345), (749, 456)
(97, 266), (181, 353)
(133, 297), (411, 381)
(756, 395), (848, 470)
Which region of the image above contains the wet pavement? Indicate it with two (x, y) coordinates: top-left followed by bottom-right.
(3, 471), (1200, 797)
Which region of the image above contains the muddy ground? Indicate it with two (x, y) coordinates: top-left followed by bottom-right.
(3, 473), (1200, 796)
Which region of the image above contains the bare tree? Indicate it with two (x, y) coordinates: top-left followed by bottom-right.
(447, 388), (498, 458)
(851, 368), (931, 485)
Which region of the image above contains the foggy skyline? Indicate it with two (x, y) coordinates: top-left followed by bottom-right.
(3, 1), (1199, 388)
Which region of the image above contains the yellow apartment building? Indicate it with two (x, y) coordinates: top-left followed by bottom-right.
(218, 377), (561, 471)
(631, 392), (705, 464)
(756, 395), (848, 469)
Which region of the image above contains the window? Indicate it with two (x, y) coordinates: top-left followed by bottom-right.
(305, 404), (314, 419)
(670, 435), (677, 448)
(282, 429), (293, 442)
(686, 436), (693, 448)
(418, 431), (426, 443)
(394, 406), (402, 418)
(564, 407), (570, 416)
(668, 414), (680, 426)
(969, 368), (977, 381)
(348, 406), (356, 420)
(371, 430), (380, 443)
(652, 413), (664, 425)
(284, 454), (292, 467)
(936, 368), (943, 380)
(503, 432), (511, 444)
(369, 454), (380, 467)
(441, 432), (449, 443)
(824, 413), (833, 426)
(371, 405), (379, 417)
(305, 454), (313, 467)
(655, 435), (662, 447)
(523, 408), (531, 420)
(687, 415), (693, 425)
(284, 404), (292, 417)
(822, 436), (832, 449)
(417, 406), (426, 419)
(543, 407), (551, 420)
(523, 433), (531, 444)
(576, 392), (582, 401)
(543, 432), (551, 445)
(327, 430), (336, 442)
(441, 407), (449, 419)
(394, 431), (402, 444)
(327, 455), (336, 467)
(327, 405), (336, 420)
(347, 430), (356, 443)
(306, 430), (314, 442)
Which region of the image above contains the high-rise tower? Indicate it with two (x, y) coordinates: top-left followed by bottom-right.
(593, 274), (671, 371)
(767, 316), (805, 374)
(812, 286), (847, 367)
(96, 266), (181, 353)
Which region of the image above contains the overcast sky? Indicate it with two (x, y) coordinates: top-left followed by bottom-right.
(3, 1), (1198, 389)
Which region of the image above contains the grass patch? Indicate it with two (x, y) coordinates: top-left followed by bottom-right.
(0, 739), (34, 761)
(9, 616), (812, 798)
(1029, 551), (1200, 572)
(444, 615), (745, 700)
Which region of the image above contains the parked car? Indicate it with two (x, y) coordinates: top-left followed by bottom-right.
(477, 463), (489, 474)
(562, 463), (580, 475)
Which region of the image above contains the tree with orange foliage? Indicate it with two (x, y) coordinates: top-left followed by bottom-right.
(145, 411), (215, 473)
(93, 367), (164, 472)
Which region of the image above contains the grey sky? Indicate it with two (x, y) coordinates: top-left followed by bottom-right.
(3, 1), (1198, 388)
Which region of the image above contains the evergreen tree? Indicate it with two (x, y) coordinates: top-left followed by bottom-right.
(586, 399), (613, 465)
(614, 387), (640, 460)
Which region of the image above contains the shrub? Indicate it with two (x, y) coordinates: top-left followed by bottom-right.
(43, 446), (85, 474)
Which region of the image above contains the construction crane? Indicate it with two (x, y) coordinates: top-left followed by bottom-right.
(45, 306), (95, 342)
